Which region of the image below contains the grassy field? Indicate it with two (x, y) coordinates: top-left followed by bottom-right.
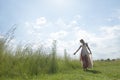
(1, 60), (120, 80)
(34, 60), (120, 80)
(22, 60), (120, 80)
(0, 32), (120, 80)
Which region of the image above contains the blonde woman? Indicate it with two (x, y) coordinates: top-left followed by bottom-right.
(74, 39), (93, 70)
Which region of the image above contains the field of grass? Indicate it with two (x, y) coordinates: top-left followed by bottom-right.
(34, 60), (120, 80)
(1, 59), (120, 80)
(0, 31), (120, 80)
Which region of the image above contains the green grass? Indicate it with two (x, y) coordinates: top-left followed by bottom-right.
(1, 60), (120, 80)
(0, 32), (120, 80)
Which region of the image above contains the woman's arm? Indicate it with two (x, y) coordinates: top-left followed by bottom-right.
(86, 43), (92, 54)
(73, 45), (81, 55)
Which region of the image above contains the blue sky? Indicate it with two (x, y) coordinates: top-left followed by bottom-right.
(0, 0), (120, 59)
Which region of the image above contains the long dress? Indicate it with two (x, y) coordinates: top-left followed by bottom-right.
(80, 43), (93, 69)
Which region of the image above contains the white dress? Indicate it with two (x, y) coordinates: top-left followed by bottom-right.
(80, 43), (93, 68)
(81, 44), (90, 56)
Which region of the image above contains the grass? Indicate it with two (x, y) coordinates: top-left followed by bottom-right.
(1, 60), (120, 80)
(0, 30), (120, 80)
(30, 60), (120, 80)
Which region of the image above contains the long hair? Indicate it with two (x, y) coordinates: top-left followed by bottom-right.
(80, 39), (85, 45)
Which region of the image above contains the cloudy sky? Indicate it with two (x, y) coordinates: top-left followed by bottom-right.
(0, 0), (120, 60)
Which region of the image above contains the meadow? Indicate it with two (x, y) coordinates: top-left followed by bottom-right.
(0, 31), (120, 80)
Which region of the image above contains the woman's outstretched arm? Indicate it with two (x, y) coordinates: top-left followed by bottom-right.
(73, 46), (81, 55)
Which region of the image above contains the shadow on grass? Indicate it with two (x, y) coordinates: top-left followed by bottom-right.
(86, 69), (101, 74)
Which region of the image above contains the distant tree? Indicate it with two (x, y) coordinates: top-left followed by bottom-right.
(101, 59), (104, 61)
(112, 59), (116, 61)
(106, 58), (110, 61)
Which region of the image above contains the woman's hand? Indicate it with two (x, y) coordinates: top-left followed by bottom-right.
(90, 52), (92, 54)
(73, 52), (76, 55)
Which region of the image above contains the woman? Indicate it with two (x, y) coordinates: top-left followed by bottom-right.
(74, 39), (93, 70)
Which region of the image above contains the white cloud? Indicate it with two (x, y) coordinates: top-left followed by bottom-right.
(24, 15), (120, 60)
(91, 26), (120, 59)
(36, 17), (47, 26)
(50, 30), (68, 40)
(100, 25), (120, 37)
(70, 25), (120, 59)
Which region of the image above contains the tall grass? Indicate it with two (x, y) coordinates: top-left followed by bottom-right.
(0, 29), (81, 78)
(1, 27), (120, 80)
(49, 40), (58, 74)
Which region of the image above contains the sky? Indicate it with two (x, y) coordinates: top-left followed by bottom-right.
(0, 0), (120, 60)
